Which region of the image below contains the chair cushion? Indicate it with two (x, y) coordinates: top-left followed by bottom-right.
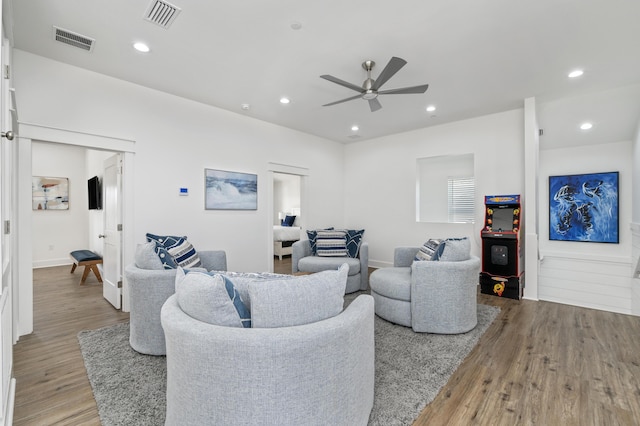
(70, 250), (102, 262)
(248, 264), (348, 328)
(369, 267), (411, 301)
(298, 256), (361, 275)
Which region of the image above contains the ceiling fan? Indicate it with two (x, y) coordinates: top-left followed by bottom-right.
(320, 56), (429, 112)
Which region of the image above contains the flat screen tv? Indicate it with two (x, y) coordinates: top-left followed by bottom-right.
(88, 176), (102, 210)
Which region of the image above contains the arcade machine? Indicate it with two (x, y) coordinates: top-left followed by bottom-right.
(480, 194), (524, 299)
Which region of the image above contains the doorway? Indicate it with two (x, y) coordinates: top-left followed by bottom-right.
(16, 123), (135, 337)
(267, 163), (308, 274)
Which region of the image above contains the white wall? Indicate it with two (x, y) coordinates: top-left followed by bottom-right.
(31, 142), (88, 267)
(344, 109), (525, 267)
(14, 50), (346, 273)
(631, 120), (640, 315)
(539, 141), (632, 314)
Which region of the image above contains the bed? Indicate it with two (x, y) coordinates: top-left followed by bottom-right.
(273, 225), (302, 260)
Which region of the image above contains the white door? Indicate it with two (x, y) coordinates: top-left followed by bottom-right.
(102, 154), (122, 309)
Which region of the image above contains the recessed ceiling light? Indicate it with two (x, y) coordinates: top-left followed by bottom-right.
(133, 42), (150, 53)
(290, 22), (302, 30)
(280, 97), (290, 104)
(568, 69), (584, 78)
(351, 125), (359, 132)
(426, 105), (436, 112)
(580, 122), (593, 130)
(241, 104), (250, 111)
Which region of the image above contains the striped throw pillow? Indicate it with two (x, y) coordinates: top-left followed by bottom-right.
(315, 230), (348, 257)
(415, 238), (445, 261)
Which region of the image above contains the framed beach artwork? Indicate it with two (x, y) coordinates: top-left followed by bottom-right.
(32, 176), (70, 210)
(205, 168), (257, 210)
(549, 171), (619, 243)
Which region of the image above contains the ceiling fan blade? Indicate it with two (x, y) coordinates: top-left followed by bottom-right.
(320, 75), (364, 93)
(368, 98), (382, 112)
(371, 57), (407, 91)
(322, 93), (363, 107)
(378, 84), (429, 95)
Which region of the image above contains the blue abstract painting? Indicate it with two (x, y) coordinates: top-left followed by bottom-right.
(205, 169), (257, 210)
(549, 171), (618, 243)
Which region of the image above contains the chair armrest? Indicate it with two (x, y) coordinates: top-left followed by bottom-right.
(394, 247), (420, 267)
(358, 242), (369, 290)
(292, 240), (311, 273)
(199, 250), (227, 271)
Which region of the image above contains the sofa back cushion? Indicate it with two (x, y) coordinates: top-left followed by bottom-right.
(248, 263), (348, 328)
(175, 269), (251, 328)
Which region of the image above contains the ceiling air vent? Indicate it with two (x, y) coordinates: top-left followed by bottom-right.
(53, 26), (95, 52)
(144, 0), (181, 29)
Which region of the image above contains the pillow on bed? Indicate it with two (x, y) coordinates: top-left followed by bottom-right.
(282, 215), (296, 226)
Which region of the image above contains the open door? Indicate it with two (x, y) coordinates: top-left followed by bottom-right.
(102, 154), (122, 309)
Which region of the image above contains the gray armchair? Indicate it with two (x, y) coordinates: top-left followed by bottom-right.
(161, 293), (375, 425)
(125, 250), (227, 355)
(370, 246), (480, 334)
(292, 240), (369, 293)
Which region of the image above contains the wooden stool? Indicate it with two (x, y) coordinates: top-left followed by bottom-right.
(70, 250), (103, 285)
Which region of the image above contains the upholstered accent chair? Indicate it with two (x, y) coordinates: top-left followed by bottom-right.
(125, 247), (227, 355)
(160, 267), (375, 426)
(369, 241), (480, 334)
(292, 239), (369, 293)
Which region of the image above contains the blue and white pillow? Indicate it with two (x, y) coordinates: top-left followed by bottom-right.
(175, 268), (251, 328)
(415, 238), (445, 261)
(155, 245), (179, 269)
(306, 227), (334, 255)
(146, 233), (185, 249)
(167, 238), (202, 269)
(315, 230), (348, 257)
(344, 229), (365, 258)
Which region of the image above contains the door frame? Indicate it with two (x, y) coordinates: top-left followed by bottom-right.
(266, 162), (308, 272)
(15, 122), (135, 337)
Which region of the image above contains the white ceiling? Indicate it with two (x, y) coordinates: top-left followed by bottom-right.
(6, 0), (640, 147)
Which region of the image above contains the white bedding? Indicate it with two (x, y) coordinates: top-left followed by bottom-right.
(273, 225), (301, 242)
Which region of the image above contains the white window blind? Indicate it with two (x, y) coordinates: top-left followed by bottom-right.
(448, 176), (475, 223)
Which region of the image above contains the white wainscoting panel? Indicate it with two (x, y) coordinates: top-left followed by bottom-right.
(539, 251), (632, 315)
(631, 223), (640, 316)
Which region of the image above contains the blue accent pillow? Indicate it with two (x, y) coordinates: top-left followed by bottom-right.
(146, 233), (185, 249)
(345, 229), (365, 258)
(154, 245), (178, 269)
(282, 215), (296, 227)
(221, 275), (251, 328)
(167, 238), (202, 268)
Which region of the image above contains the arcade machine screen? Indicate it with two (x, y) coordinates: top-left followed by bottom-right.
(491, 207), (514, 231)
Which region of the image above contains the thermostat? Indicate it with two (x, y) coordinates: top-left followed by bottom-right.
(179, 187), (188, 196)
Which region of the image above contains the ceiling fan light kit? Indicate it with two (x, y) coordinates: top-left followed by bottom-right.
(320, 56), (429, 112)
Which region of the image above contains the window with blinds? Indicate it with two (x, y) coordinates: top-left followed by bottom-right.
(447, 177), (475, 223)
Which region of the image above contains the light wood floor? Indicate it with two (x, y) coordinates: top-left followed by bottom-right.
(13, 258), (640, 425)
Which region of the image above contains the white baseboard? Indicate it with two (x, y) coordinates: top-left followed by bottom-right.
(32, 259), (72, 269)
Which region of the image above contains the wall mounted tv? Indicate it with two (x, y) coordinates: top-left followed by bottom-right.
(88, 176), (102, 210)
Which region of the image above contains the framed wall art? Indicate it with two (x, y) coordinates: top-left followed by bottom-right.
(205, 168), (257, 210)
(32, 176), (69, 210)
(549, 171), (618, 243)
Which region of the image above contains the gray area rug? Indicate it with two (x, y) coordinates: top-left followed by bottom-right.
(78, 303), (499, 426)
